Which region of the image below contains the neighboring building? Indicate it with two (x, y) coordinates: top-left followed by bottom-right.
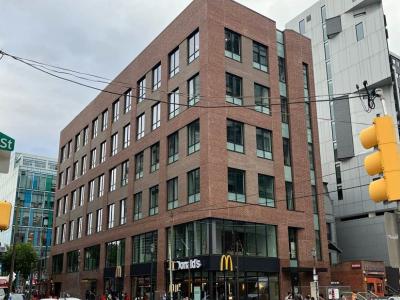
(331, 261), (386, 297)
(51, 0), (330, 299)
(286, 0), (400, 288)
(0, 152), (56, 276)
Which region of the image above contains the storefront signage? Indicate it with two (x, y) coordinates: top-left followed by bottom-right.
(220, 255), (233, 271)
(175, 258), (202, 270)
(351, 263), (361, 269)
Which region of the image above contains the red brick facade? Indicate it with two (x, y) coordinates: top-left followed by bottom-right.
(51, 0), (330, 299)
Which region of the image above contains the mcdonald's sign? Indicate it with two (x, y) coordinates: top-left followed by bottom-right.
(220, 255), (233, 271)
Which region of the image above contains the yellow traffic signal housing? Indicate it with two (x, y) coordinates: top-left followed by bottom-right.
(359, 116), (400, 202)
(0, 200), (12, 231)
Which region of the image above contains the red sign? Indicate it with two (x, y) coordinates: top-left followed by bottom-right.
(352, 263), (361, 269)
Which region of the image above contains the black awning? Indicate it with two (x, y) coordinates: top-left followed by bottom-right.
(328, 240), (343, 253)
(282, 267), (328, 273)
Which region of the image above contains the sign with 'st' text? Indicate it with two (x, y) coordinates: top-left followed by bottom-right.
(0, 132), (15, 151)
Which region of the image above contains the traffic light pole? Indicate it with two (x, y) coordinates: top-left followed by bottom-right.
(8, 206), (19, 292)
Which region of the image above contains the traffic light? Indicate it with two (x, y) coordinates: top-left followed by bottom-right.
(359, 115), (400, 202)
(0, 200), (12, 231)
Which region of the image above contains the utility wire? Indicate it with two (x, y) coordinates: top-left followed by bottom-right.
(1, 50), (368, 108)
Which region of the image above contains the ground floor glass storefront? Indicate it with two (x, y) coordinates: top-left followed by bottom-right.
(167, 270), (279, 300)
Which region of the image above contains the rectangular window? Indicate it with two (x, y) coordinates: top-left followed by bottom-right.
(151, 102), (161, 130)
(226, 73), (242, 105)
(187, 119), (200, 154)
(67, 141), (72, 158)
(77, 217), (82, 239)
(138, 77), (146, 103)
(228, 168), (246, 202)
(73, 161), (79, 180)
(84, 245), (100, 271)
(90, 148), (97, 169)
(96, 208), (103, 232)
(71, 190), (77, 210)
(86, 212), (93, 236)
(89, 179), (95, 202)
(65, 167), (70, 185)
(123, 124), (131, 149)
(278, 57), (286, 83)
(152, 64), (161, 91)
(188, 168), (200, 203)
(109, 167), (117, 192)
(188, 30), (199, 63)
(120, 198), (126, 225)
(225, 29), (241, 61)
(61, 223), (66, 243)
(63, 195), (68, 215)
(168, 89), (180, 119)
(111, 132), (118, 156)
(105, 239), (125, 268)
(258, 174), (275, 207)
(299, 19), (305, 34)
(107, 203), (115, 229)
(308, 143), (315, 170)
(283, 138), (291, 166)
(134, 192), (143, 220)
(75, 133), (80, 152)
(92, 118), (98, 139)
(83, 126), (89, 146)
(69, 220), (75, 241)
(150, 143), (160, 173)
(167, 177), (179, 210)
(253, 41), (268, 72)
(136, 113), (145, 140)
(100, 141), (106, 163)
(79, 185), (85, 206)
(124, 89), (132, 113)
(356, 22), (364, 41)
(254, 83), (270, 114)
(112, 100), (120, 123)
(286, 181), (294, 210)
(121, 160), (129, 187)
(132, 231), (158, 264)
(98, 174), (105, 197)
(169, 48), (180, 77)
(168, 131), (179, 164)
(81, 155), (87, 175)
(149, 185), (159, 216)
(102, 110), (108, 131)
(188, 74), (200, 106)
(67, 250), (79, 273)
(281, 97), (289, 124)
(135, 151), (144, 179)
(256, 128), (272, 159)
(227, 119), (244, 153)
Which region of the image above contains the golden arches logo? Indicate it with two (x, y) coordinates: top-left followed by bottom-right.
(220, 255), (233, 271)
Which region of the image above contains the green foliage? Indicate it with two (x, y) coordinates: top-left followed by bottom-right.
(0, 243), (37, 278)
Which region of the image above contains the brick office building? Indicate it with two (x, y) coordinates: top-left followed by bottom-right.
(50, 0), (330, 299)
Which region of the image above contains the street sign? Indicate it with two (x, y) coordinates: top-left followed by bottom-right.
(0, 132), (15, 152)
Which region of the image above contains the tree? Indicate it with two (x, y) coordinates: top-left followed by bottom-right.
(0, 243), (38, 279)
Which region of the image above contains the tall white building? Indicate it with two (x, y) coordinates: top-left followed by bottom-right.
(286, 0), (400, 289)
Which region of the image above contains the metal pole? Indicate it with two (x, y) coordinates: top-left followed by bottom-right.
(312, 248), (319, 300)
(235, 241), (239, 300)
(375, 88), (387, 115)
(150, 243), (154, 300)
(169, 219), (174, 300)
(9, 205), (19, 292)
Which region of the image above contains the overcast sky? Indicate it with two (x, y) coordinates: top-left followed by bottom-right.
(0, 0), (399, 158)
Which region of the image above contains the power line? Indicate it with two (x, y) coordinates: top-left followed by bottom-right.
(1, 50), (368, 109)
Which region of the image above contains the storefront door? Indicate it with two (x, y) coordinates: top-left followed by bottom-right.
(366, 277), (384, 297)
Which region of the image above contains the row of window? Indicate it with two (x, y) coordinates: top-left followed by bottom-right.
(60, 26), (269, 169)
(59, 29), (200, 164)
